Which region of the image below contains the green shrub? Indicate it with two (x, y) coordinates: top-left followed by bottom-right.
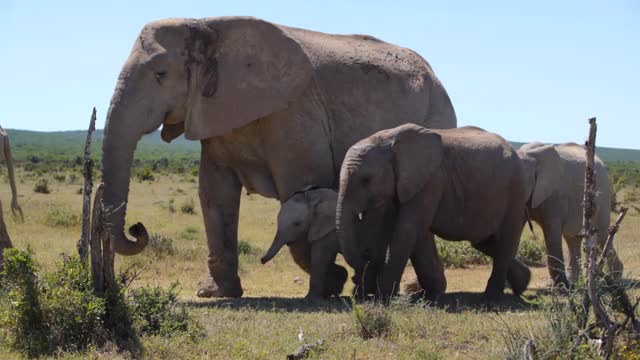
(436, 240), (490, 268)
(33, 178), (50, 194)
(352, 301), (394, 339)
(517, 237), (545, 266)
(46, 207), (81, 228)
(41, 255), (106, 352)
(624, 187), (639, 204)
(0, 248), (48, 357)
(129, 282), (199, 338)
(237, 239), (253, 255)
(0, 250), (200, 357)
(53, 173), (66, 182)
(180, 198), (196, 215)
(145, 233), (176, 259)
(135, 166), (155, 182)
(179, 226), (199, 241)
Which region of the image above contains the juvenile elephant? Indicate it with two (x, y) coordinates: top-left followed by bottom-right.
(101, 16), (457, 298)
(260, 186), (347, 299)
(0, 126), (24, 272)
(337, 124), (531, 301)
(518, 142), (623, 286)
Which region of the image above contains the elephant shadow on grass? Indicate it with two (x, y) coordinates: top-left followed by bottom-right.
(183, 290), (547, 314)
(183, 296), (353, 313)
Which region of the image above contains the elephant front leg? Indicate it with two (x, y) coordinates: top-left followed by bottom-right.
(541, 221), (569, 287)
(197, 159), (243, 298)
(0, 199), (13, 273)
(307, 243), (345, 299)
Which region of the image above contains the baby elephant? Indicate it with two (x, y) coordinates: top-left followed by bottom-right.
(261, 186), (347, 299)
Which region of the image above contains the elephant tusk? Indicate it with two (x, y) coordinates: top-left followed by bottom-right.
(357, 212), (364, 221)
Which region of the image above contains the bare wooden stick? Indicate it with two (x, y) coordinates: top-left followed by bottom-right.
(581, 117), (616, 356)
(78, 107), (97, 262)
(597, 207), (627, 272)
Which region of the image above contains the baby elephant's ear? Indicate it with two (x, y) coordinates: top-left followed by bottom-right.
(307, 190), (338, 243)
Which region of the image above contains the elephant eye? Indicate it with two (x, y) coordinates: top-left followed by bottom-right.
(155, 71), (167, 84)
(294, 221), (302, 227)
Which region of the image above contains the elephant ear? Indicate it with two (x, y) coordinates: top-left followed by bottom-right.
(392, 125), (443, 203)
(185, 18), (313, 140)
(527, 144), (563, 208)
(308, 189), (338, 243)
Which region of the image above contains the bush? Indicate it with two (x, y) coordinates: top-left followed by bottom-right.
(129, 282), (199, 338)
(33, 178), (50, 194)
(0, 248), (48, 357)
(46, 207), (81, 228)
(0, 250), (105, 356)
(179, 226), (199, 241)
(237, 239), (253, 255)
(436, 240), (490, 268)
(517, 237), (545, 266)
(0, 250), (200, 357)
(135, 166), (155, 182)
(53, 173), (66, 182)
(180, 198), (196, 215)
(352, 302), (394, 339)
(145, 233), (176, 259)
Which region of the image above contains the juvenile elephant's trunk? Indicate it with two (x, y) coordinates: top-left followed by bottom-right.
(261, 231), (290, 264)
(101, 93), (149, 255)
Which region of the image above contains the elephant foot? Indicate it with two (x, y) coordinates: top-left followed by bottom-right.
(507, 260), (531, 297)
(323, 264), (348, 297)
(196, 275), (243, 298)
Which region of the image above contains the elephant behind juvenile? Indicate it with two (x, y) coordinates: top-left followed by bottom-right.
(518, 142), (623, 286)
(100, 17), (457, 298)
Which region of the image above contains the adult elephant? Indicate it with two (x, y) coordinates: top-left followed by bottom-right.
(101, 17), (457, 298)
(518, 142), (623, 286)
(0, 126), (24, 273)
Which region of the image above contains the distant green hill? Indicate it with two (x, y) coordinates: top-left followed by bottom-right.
(510, 141), (640, 163)
(7, 129), (200, 163)
(5, 129), (640, 164)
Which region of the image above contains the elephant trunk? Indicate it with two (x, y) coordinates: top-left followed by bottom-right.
(261, 231), (290, 264)
(101, 92), (149, 256)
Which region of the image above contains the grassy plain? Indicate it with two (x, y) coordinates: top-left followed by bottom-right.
(0, 171), (638, 359)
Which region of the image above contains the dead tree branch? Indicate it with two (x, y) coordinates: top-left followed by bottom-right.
(286, 340), (324, 360)
(598, 207), (627, 272)
(78, 107), (97, 262)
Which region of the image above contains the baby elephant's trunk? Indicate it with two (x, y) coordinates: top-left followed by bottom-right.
(261, 231), (288, 264)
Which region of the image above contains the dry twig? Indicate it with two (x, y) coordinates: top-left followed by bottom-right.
(77, 107), (97, 262)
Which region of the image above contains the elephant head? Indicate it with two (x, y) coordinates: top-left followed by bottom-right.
(517, 143), (563, 209)
(261, 187), (336, 264)
(336, 124), (443, 289)
(102, 17), (313, 255)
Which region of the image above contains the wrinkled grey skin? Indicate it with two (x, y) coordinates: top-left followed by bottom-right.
(0, 126), (24, 273)
(518, 142), (624, 286)
(260, 187), (346, 299)
(101, 16), (457, 298)
(337, 124), (531, 302)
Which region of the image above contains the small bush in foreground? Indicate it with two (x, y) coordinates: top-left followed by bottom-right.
(129, 282), (200, 338)
(33, 178), (50, 194)
(352, 301), (394, 339)
(0, 249), (200, 357)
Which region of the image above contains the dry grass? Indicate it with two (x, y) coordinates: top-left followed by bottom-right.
(1, 172), (639, 359)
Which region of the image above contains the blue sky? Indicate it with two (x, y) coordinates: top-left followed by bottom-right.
(1, 0), (638, 148)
